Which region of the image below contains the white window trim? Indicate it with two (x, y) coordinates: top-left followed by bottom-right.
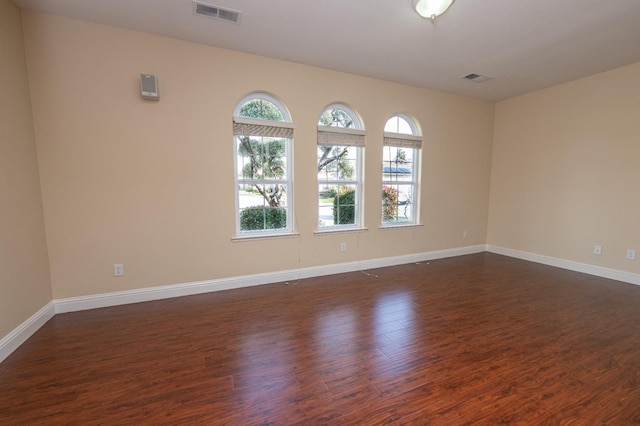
(232, 232), (300, 242)
(381, 115), (422, 227)
(379, 223), (424, 230)
(316, 104), (365, 232)
(233, 93), (294, 238)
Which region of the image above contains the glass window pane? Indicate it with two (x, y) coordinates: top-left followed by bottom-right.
(317, 184), (357, 228)
(334, 185), (357, 225)
(234, 93), (292, 235)
(239, 205), (287, 231)
(239, 184), (287, 231)
(382, 184), (414, 224)
(238, 98), (285, 121)
(264, 138), (287, 180)
(384, 115), (413, 134)
(319, 108), (356, 128)
(383, 147), (414, 183)
(318, 204), (333, 228)
(318, 145), (357, 183)
(318, 184), (337, 228)
(238, 183), (265, 208)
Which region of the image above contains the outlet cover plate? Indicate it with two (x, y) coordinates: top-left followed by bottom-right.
(114, 264), (124, 276)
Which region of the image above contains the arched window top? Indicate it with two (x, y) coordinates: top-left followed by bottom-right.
(318, 103), (363, 130)
(384, 114), (420, 136)
(234, 92), (292, 122)
(384, 113), (421, 150)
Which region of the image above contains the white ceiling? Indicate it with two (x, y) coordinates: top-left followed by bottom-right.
(12, 0), (640, 101)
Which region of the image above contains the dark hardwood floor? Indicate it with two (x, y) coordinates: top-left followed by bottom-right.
(2, 253), (640, 424)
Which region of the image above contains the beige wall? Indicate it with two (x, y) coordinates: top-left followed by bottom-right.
(0, 0), (52, 338)
(489, 62), (640, 273)
(21, 11), (494, 299)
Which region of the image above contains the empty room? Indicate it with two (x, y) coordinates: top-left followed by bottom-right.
(1, 0), (640, 423)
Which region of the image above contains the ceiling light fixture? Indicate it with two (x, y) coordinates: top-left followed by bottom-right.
(413, 0), (454, 20)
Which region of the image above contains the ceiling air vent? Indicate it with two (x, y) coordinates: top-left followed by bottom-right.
(193, 1), (241, 24)
(463, 73), (490, 83)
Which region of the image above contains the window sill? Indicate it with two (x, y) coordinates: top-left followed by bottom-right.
(379, 223), (423, 230)
(232, 232), (299, 242)
(314, 227), (368, 236)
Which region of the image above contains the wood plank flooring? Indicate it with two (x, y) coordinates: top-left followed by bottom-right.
(2, 253), (640, 424)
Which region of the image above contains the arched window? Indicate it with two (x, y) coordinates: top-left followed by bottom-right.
(233, 93), (294, 236)
(317, 104), (365, 229)
(382, 114), (421, 225)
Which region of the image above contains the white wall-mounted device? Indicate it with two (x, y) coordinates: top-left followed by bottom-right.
(140, 74), (159, 101)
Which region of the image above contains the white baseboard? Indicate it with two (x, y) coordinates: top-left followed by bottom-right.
(487, 245), (640, 286)
(2, 246), (479, 364)
(54, 244), (487, 314)
(3, 244), (639, 365)
(0, 301), (55, 363)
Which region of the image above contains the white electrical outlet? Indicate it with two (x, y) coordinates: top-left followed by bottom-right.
(463, 230), (468, 239)
(114, 264), (124, 276)
(626, 250), (636, 261)
(341, 242), (347, 252)
(594, 245), (602, 256)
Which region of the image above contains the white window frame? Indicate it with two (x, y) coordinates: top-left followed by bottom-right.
(233, 93), (295, 237)
(317, 104), (365, 231)
(381, 114), (421, 227)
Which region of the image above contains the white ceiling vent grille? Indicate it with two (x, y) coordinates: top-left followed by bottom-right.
(463, 73), (490, 83)
(193, 2), (241, 24)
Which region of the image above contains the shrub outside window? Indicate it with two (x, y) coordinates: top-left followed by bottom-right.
(382, 114), (421, 225)
(317, 104), (365, 229)
(233, 93), (294, 236)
